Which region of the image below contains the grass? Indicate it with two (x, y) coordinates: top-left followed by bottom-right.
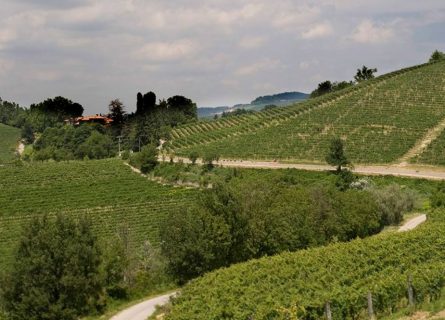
(0, 159), (198, 272)
(0, 123), (20, 164)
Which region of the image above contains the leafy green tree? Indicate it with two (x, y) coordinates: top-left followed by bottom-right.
(326, 137), (350, 172)
(76, 131), (114, 159)
(3, 215), (104, 320)
(129, 144), (158, 173)
(354, 66), (377, 82)
(20, 123), (34, 144)
(429, 50), (445, 63)
(188, 151), (199, 164)
(160, 206), (231, 284)
(30, 96), (84, 118)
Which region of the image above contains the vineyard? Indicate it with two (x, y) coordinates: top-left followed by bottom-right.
(412, 129), (445, 166)
(0, 124), (20, 164)
(167, 61), (445, 164)
(166, 210), (445, 320)
(0, 159), (198, 272)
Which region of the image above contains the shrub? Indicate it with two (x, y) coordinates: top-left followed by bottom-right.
(188, 151), (199, 165)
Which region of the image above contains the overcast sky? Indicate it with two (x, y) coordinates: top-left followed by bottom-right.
(0, 0), (444, 113)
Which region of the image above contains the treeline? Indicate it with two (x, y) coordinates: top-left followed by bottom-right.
(159, 172), (417, 283)
(310, 50), (444, 98)
(0, 91), (197, 162)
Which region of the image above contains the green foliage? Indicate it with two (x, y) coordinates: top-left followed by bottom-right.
(0, 99), (27, 128)
(108, 99), (126, 127)
(166, 215), (445, 320)
(160, 175), (405, 283)
(0, 159), (198, 273)
(188, 151), (199, 164)
(354, 65), (378, 82)
(326, 137), (350, 171)
(20, 123), (34, 144)
(429, 50), (445, 63)
(372, 184), (417, 225)
(0, 124), (20, 164)
(33, 124), (115, 161)
(2, 214), (104, 320)
(221, 109), (255, 118)
(169, 62), (444, 164)
(430, 182), (445, 208)
(310, 81), (355, 98)
(129, 144), (158, 173)
(30, 96), (83, 118)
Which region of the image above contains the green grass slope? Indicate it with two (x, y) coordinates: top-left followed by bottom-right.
(168, 61), (445, 164)
(167, 211), (445, 320)
(0, 124), (20, 164)
(0, 159), (197, 272)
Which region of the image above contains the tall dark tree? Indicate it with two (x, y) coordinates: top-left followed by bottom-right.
(3, 214), (104, 320)
(143, 92), (156, 112)
(354, 66), (377, 82)
(136, 92), (143, 114)
(108, 99), (126, 126)
(326, 137), (350, 172)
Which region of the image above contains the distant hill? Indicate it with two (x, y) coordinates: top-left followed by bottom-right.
(251, 91), (309, 105)
(197, 91), (309, 118)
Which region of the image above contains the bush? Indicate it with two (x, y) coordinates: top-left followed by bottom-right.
(372, 184), (418, 225)
(129, 144), (158, 174)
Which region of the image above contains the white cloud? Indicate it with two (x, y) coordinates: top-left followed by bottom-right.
(239, 36), (266, 49)
(350, 20), (395, 44)
(136, 40), (199, 62)
(301, 23), (333, 39)
(235, 59), (282, 76)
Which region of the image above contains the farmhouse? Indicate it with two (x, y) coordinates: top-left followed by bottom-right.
(65, 114), (113, 126)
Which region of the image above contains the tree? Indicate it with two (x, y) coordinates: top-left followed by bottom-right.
(3, 215), (104, 320)
(326, 137), (350, 172)
(108, 99), (126, 126)
(188, 151), (199, 165)
(167, 95), (197, 119)
(354, 66), (377, 82)
(21, 123), (34, 144)
(310, 81), (333, 98)
(136, 92), (156, 115)
(129, 144), (158, 173)
(429, 50), (445, 63)
(30, 96), (84, 118)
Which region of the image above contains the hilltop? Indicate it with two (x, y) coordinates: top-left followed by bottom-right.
(169, 61), (445, 165)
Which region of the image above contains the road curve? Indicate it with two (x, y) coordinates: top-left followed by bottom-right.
(110, 292), (175, 320)
(398, 214), (427, 232)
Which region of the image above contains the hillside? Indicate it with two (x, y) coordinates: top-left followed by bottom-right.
(0, 124), (20, 164)
(169, 61), (445, 165)
(0, 159), (197, 272)
(166, 211), (445, 320)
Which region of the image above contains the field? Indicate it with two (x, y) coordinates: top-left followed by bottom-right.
(0, 124), (20, 164)
(166, 210), (445, 320)
(0, 159), (198, 272)
(412, 129), (445, 166)
(167, 61), (445, 164)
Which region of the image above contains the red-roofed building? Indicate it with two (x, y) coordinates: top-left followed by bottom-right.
(65, 114), (113, 126)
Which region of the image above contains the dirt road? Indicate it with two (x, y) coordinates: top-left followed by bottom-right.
(398, 214), (427, 232)
(166, 157), (445, 181)
(109, 292), (175, 320)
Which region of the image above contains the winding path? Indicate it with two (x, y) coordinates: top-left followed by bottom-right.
(109, 292), (175, 320)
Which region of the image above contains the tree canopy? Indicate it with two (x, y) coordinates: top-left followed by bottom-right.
(429, 50), (445, 63)
(30, 96), (84, 118)
(354, 66), (378, 82)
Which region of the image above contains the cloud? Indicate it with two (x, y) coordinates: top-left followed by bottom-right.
(239, 36), (267, 49)
(136, 40), (199, 62)
(301, 23), (333, 39)
(350, 20), (395, 44)
(235, 59), (282, 76)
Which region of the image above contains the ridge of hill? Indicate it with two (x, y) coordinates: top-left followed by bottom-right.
(168, 61), (445, 165)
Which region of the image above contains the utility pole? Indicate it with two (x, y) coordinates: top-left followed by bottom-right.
(117, 136), (122, 156)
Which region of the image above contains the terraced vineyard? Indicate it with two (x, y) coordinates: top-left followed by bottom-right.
(0, 123), (20, 164)
(0, 159), (198, 272)
(167, 211), (445, 320)
(168, 61), (445, 164)
(412, 129), (445, 166)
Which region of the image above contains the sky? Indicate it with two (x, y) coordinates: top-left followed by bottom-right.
(0, 0), (444, 114)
